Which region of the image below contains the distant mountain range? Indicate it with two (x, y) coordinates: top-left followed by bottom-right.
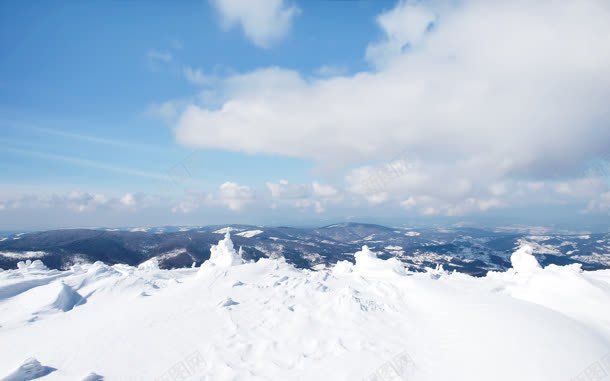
(1, 223), (608, 276)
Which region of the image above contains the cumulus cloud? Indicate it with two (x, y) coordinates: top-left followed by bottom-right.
(177, 0), (610, 169)
(171, 191), (209, 214)
(210, 0), (299, 48)
(0, 191), (147, 214)
(172, 0), (610, 216)
(312, 182), (340, 199)
(366, 1), (436, 68)
(66, 191), (109, 212)
(171, 182), (255, 213)
(120, 193), (137, 208)
(267, 179), (310, 199)
(218, 182), (256, 211)
(266, 180), (341, 213)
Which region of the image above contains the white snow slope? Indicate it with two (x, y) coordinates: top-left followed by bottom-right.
(0, 231), (609, 381)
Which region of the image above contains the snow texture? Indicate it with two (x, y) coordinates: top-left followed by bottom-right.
(1, 358), (56, 381)
(0, 234), (609, 380)
(510, 244), (542, 274)
(203, 231), (245, 268)
(236, 229), (264, 238)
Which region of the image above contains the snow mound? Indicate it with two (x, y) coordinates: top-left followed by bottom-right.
(16, 260), (48, 272)
(332, 260), (354, 275)
(511, 245), (542, 274)
(353, 245), (405, 276)
(204, 231), (244, 268)
(427, 263), (447, 279)
(236, 229), (263, 238)
(1, 358), (56, 381)
(137, 257), (160, 271)
(333, 246), (405, 277)
(52, 282), (86, 312)
(219, 297), (240, 308)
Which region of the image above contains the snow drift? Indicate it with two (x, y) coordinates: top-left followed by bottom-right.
(0, 234), (609, 380)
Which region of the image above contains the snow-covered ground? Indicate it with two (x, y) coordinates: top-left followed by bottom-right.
(236, 230), (264, 238)
(0, 232), (609, 381)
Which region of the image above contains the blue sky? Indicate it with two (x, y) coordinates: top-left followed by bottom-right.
(1, 0), (609, 230)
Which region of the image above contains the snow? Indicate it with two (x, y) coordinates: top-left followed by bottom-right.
(128, 227), (150, 233)
(137, 257), (160, 271)
(201, 231), (244, 268)
(404, 231), (420, 236)
(1, 358), (56, 380)
(16, 259), (49, 272)
(384, 245), (403, 251)
(0, 235), (609, 380)
(236, 229), (264, 238)
(213, 227), (237, 234)
(510, 244), (542, 274)
(51, 282), (86, 312)
(0, 251), (48, 259)
(516, 239), (561, 255)
(333, 246), (407, 278)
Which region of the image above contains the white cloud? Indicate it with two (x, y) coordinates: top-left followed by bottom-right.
(4, 146), (172, 181)
(267, 179), (310, 199)
(210, 0), (299, 48)
(172, 182), (256, 213)
(218, 182), (255, 211)
(0, 191), (147, 214)
(173, 0), (610, 216)
(312, 182), (340, 199)
(120, 193), (137, 208)
(366, 1), (436, 68)
(266, 180), (341, 213)
(66, 191), (108, 212)
(171, 191), (209, 214)
(177, 0), (610, 169)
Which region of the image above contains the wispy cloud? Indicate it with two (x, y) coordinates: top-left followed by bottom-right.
(30, 126), (166, 152)
(2, 146), (172, 181)
(183, 66), (213, 86)
(147, 49), (173, 63)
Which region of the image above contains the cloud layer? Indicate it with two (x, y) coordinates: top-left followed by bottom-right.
(170, 0), (610, 217)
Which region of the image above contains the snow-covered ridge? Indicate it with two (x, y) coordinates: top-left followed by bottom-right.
(236, 229), (264, 238)
(0, 235), (609, 380)
(0, 251), (48, 259)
